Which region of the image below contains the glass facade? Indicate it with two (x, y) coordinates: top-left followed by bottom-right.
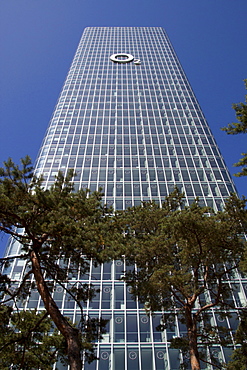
(4, 27), (246, 369)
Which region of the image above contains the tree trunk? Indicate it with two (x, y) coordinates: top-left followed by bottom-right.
(185, 306), (201, 370)
(30, 249), (82, 370)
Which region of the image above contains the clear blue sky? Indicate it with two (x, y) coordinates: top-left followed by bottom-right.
(0, 0), (246, 255)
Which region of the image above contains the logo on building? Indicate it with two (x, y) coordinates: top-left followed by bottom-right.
(110, 53), (141, 65)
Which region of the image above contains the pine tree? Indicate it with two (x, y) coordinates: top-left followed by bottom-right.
(222, 79), (247, 176)
(113, 191), (247, 370)
(0, 157), (110, 370)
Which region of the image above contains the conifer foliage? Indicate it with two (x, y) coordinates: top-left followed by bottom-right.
(114, 190), (247, 370)
(0, 306), (65, 370)
(0, 156), (110, 370)
(222, 79), (247, 176)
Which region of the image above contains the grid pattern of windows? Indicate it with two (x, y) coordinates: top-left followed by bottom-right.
(35, 27), (235, 211)
(4, 28), (244, 369)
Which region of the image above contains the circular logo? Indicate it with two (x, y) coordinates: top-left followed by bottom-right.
(115, 316), (123, 324)
(141, 316), (149, 324)
(157, 351), (165, 360)
(103, 287), (111, 293)
(217, 315), (225, 322)
(110, 53), (134, 63)
(101, 352), (109, 360)
(129, 351), (137, 360)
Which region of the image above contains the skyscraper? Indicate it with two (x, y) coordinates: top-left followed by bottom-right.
(4, 27), (245, 369)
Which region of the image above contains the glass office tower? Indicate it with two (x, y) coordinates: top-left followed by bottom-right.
(4, 27), (246, 369)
